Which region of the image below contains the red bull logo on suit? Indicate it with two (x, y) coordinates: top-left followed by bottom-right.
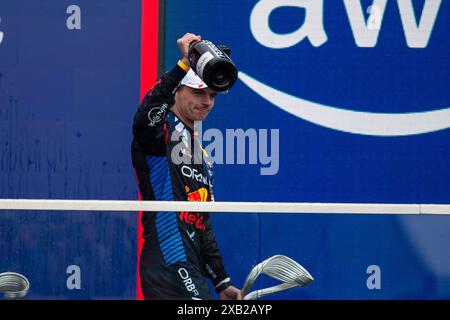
(179, 188), (210, 231)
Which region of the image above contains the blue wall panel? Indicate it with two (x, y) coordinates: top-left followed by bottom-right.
(164, 0), (450, 299)
(0, 0), (141, 299)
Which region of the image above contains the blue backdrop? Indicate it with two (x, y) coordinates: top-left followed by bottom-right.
(164, 0), (450, 299)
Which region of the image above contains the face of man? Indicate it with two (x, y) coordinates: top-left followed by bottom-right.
(173, 86), (217, 126)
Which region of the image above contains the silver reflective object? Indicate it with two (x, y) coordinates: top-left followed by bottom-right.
(0, 272), (30, 299)
(242, 255), (314, 300)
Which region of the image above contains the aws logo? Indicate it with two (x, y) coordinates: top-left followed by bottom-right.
(240, 0), (450, 136)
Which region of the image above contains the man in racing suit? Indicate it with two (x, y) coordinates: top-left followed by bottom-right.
(132, 33), (241, 300)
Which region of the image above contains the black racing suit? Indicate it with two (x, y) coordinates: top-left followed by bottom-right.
(132, 63), (230, 300)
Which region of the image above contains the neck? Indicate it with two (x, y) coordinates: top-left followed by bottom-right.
(171, 104), (194, 130)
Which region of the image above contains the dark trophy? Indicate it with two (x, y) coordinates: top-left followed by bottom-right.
(188, 40), (238, 92)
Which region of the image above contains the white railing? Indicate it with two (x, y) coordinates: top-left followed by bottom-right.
(0, 199), (449, 214)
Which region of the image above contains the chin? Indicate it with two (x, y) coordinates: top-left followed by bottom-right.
(195, 114), (208, 121)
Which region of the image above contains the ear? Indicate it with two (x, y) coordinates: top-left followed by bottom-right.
(175, 85), (184, 97)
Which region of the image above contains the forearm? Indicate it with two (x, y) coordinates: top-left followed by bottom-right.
(201, 215), (230, 286)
